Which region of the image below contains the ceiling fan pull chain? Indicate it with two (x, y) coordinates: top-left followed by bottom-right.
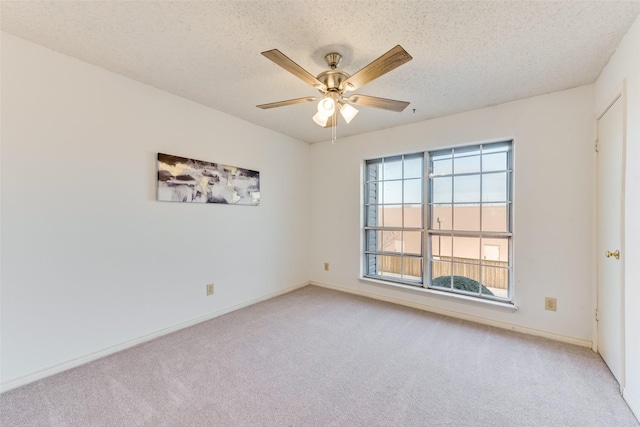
(331, 111), (337, 144)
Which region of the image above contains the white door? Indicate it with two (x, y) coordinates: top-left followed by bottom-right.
(597, 96), (624, 385)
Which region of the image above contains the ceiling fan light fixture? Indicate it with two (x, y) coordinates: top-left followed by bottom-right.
(317, 97), (335, 116)
(313, 111), (330, 127)
(339, 103), (359, 124)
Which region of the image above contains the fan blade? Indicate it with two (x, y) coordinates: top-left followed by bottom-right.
(257, 96), (317, 109)
(262, 49), (327, 91)
(347, 94), (410, 112)
(341, 45), (412, 92)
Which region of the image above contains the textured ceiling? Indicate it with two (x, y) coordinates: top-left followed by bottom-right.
(2, 1), (640, 144)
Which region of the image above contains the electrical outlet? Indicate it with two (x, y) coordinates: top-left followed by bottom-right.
(206, 284), (214, 296)
(324, 262), (329, 271)
(545, 297), (557, 311)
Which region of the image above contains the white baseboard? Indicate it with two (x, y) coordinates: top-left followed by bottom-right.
(311, 280), (592, 348)
(624, 387), (640, 422)
(0, 281), (310, 394)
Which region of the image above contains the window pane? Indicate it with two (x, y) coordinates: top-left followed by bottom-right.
(482, 203), (508, 232)
(432, 158), (452, 176)
(452, 236), (480, 261)
(431, 261), (452, 289)
(454, 175), (480, 203)
(431, 204), (452, 230)
(404, 153), (423, 179)
(383, 181), (402, 204)
(432, 177), (452, 203)
(366, 205), (380, 227)
(383, 156), (402, 180)
(379, 255), (402, 278)
(481, 266), (509, 298)
(404, 204), (423, 228)
(402, 257), (423, 283)
(366, 159), (382, 182)
(454, 155), (480, 174)
(453, 204), (480, 231)
(430, 235), (452, 258)
(482, 238), (509, 263)
(403, 231), (423, 255)
(381, 230), (402, 253)
(404, 179), (422, 204)
(481, 243), (501, 262)
(382, 205), (402, 227)
(483, 152), (508, 172)
(365, 229), (381, 252)
(454, 145), (481, 157)
(482, 141), (511, 154)
(482, 172), (508, 202)
(451, 263), (481, 294)
(431, 149), (453, 162)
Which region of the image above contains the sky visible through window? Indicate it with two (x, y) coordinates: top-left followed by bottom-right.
(377, 145), (510, 206)
(380, 154), (422, 206)
(430, 144), (510, 206)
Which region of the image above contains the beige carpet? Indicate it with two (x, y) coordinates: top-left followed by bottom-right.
(1, 285), (638, 426)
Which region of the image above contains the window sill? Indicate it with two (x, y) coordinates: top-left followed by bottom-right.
(359, 276), (518, 312)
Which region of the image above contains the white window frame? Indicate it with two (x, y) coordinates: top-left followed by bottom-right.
(426, 141), (513, 302)
(362, 141), (514, 303)
(363, 153), (425, 285)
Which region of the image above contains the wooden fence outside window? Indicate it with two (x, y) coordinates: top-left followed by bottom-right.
(379, 256), (508, 289)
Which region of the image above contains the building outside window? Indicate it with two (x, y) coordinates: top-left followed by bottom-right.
(363, 141), (513, 302)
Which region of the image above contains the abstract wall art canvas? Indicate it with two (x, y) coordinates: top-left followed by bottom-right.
(157, 153), (260, 205)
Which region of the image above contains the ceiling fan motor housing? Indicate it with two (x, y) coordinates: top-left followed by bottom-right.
(316, 69), (350, 92)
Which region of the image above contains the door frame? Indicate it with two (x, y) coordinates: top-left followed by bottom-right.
(594, 83), (627, 390)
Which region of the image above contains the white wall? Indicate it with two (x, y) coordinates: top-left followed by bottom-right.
(595, 14), (640, 419)
(310, 85), (595, 344)
(0, 33), (310, 388)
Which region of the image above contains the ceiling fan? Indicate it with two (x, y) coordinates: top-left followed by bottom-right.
(257, 45), (413, 128)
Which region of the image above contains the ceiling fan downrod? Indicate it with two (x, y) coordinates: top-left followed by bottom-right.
(324, 52), (342, 69)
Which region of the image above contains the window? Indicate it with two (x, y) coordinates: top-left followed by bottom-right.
(363, 141), (513, 302)
(428, 141), (512, 301)
(364, 153), (424, 284)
